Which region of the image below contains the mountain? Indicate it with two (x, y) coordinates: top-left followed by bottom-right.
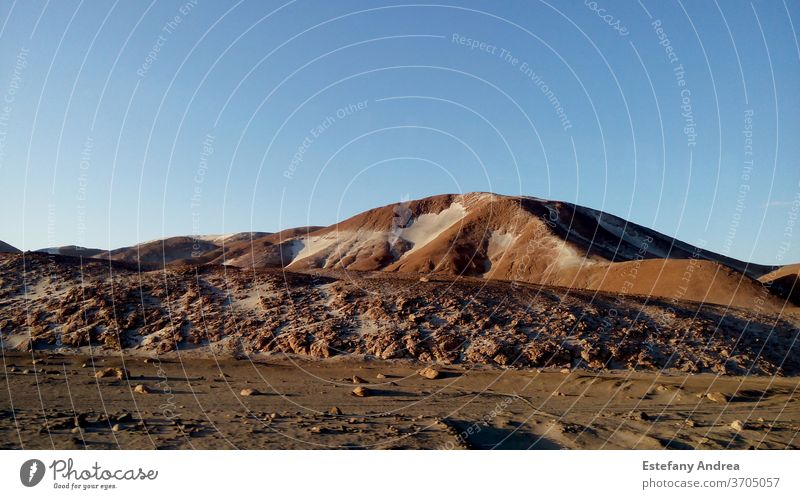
(225, 193), (788, 311)
(0, 240), (20, 253)
(12, 193), (797, 312)
(98, 232), (270, 266)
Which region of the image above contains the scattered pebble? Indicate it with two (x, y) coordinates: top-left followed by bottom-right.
(731, 420), (745, 432)
(240, 388), (259, 396)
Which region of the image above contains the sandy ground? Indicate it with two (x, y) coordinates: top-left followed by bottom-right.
(2, 352), (799, 450)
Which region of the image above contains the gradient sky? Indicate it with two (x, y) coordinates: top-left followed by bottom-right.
(0, 0), (798, 265)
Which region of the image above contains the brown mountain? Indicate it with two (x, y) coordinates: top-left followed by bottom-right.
(98, 232), (270, 266)
(14, 193), (797, 312)
(224, 192), (788, 311)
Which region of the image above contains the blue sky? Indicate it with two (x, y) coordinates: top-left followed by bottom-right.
(0, 0), (798, 265)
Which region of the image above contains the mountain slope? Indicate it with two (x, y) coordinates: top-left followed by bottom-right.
(2, 252), (797, 374)
(0, 240), (20, 253)
(245, 192), (787, 311)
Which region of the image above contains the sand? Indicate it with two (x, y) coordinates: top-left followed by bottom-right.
(2, 352), (798, 450)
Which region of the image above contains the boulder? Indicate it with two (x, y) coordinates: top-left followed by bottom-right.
(352, 386), (371, 397)
(418, 367), (441, 380)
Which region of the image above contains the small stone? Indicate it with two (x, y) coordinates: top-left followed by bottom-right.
(22, 369), (30, 375)
(351, 376), (367, 384)
(95, 367), (128, 380)
(731, 420), (745, 431)
(636, 411), (650, 421)
(134, 384), (152, 394)
(419, 276), (430, 282)
(309, 426), (322, 433)
(706, 392), (728, 403)
(418, 367), (441, 380)
(352, 386), (371, 397)
(559, 368), (571, 374)
(70, 427), (81, 434)
(240, 388), (259, 396)
(115, 413), (134, 423)
(74, 413), (88, 428)
(685, 419), (696, 428)
(111, 424), (121, 432)
(376, 373), (387, 379)
(328, 407), (342, 415)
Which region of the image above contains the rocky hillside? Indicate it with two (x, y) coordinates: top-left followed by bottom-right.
(1, 252), (798, 375)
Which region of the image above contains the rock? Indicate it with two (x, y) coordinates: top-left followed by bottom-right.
(376, 373), (387, 379)
(70, 427), (81, 434)
(111, 424), (121, 432)
(240, 388), (259, 396)
(115, 413), (134, 423)
(351, 375), (368, 384)
(685, 419), (696, 428)
(706, 392), (728, 403)
(559, 368), (571, 374)
(134, 384), (152, 394)
(636, 411), (650, 421)
(328, 406), (342, 415)
(95, 367), (128, 380)
(418, 367), (441, 380)
(309, 426), (322, 433)
(419, 276), (430, 282)
(731, 420), (745, 431)
(74, 413), (88, 428)
(352, 386), (371, 397)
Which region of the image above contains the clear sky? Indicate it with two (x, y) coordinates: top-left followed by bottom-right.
(0, 0), (798, 265)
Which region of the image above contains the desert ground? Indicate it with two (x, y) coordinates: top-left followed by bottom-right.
(2, 351), (799, 450)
